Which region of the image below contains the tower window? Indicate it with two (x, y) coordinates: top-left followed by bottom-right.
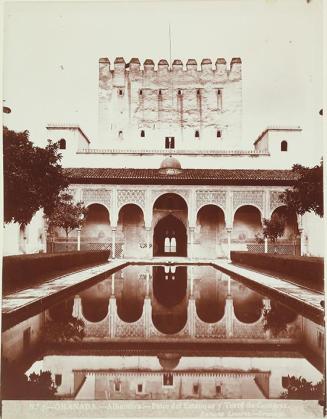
(118, 130), (123, 137)
(118, 89), (123, 96)
(193, 384), (199, 394)
(281, 140), (288, 151)
(217, 130), (222, 138)
(114, 382), (121, 392)
(217, 89), (223, 110)
(55, 374), (62, 387)
(159, 89), (162, 95)
(139, 89), (143, 95)
(197, 89), (201, 96)
(165, 137), (175, 149)
(216, 385), (222, 394)
(177, 89), (182, 96)
(195, 130), (200, 138)
(59, 138), (66, 149)
(163, 373), (173, 386)
(140, 130), (145, 138)
(137, 384), (143, 393)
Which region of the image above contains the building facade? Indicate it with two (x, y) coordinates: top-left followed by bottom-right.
(3, 57), (323, 257)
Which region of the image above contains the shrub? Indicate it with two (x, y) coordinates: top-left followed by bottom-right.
(2, 250), (110, 293)
(230, 252), (324, 287)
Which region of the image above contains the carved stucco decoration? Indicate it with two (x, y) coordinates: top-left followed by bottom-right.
(270, 190), (285, 213)
(232, 190), (264, 212)
(117, 189), (146, 211)
(196, 190), (227, 211)
(82, 189), (111, 209)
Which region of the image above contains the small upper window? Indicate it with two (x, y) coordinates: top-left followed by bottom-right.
(195, 130), (200, 138)
(163, 373), (173, 386)
(165, 137), (175, 149)
(118, 130), (123, 137)
(159, 89), (162, 95)
(139, 89), (143, 95)
(197, 89), (201, 96)
(114, 382), (121, 392)
(193, 384), (199, 394)
(118, 89), (123, 96)
(281, 140), (288, 151)
(59, 139), (66, 150)
(137, 384), (143, 393)
(140, 130), (145, 138)
(217, 130), (222, 138)
(55, 374), (62, 387)
(218, 89), (221, 95)
(177, 89), (182, 96)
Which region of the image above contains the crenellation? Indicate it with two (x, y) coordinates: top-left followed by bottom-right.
(229, 57), (242, 81)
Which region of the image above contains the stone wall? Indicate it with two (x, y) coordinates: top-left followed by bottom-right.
(98, 57), (242, 150)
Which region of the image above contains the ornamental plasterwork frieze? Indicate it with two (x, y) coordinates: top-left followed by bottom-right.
(196, 190), (227, 211)
(82, 189), (111, 208)
(270, 191), (285, 213)
(232, 190), (264, 212)
(117, 189), (146, 210)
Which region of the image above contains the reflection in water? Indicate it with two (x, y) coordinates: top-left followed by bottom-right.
(152, 266), (188, 334)
(1, 264), (324, 401)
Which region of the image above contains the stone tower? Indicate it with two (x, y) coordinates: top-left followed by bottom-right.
(98, 57), (242, 150)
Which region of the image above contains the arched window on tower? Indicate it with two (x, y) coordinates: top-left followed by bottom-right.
(140, 130), (145, 138)
(139, 89), (143, 96)
(217, 89), (222, 110)
(281, 140), (288, 151)
(158, 89), (162, 96)
(59, 138), (66, 149)
(177, 89), (182, 96)
(217, 130), (222, 138)
(195, 130), (200, 138)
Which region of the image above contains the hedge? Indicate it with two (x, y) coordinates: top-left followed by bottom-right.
(2, 250), (110, 294)
(230, 252), (324, 287)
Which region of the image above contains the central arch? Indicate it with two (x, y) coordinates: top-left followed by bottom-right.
(152, 193), (188, 257)
(153, 214), (187, 256)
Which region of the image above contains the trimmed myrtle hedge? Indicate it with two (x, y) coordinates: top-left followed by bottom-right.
(230, 252), (324, 286)
(3, 250), (110, 293)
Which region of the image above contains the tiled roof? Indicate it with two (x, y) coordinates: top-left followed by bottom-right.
(64, 168), (299, 186)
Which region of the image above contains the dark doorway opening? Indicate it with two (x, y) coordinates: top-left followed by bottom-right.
(153, 214), (187, 256)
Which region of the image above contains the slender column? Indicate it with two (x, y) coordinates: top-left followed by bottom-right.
(225, 296), (233, 337)
(189, 227), (195, 259)
(73, 295), (82, 319)
(77, 228), (81, 251)
(190, 265), (194, 296)
(144, 297), (152, 338)
(111, 227), (116, 258)
(264, 237), (268, 253)
(187, 298), (196, 338)
(226, 227), (232, 260)
(146, 227), (152, 258)
(108, 296), (117, 338)
(111, 273), (115, 295)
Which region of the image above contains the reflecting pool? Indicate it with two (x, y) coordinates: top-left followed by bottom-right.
(2, 265), (324, 400)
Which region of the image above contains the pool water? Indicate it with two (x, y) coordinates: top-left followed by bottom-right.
(1, 264), (324, 400)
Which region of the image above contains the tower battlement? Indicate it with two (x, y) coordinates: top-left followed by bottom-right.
(99, 57), (241, 80)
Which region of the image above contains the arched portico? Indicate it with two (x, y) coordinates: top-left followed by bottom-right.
(195, 204), (226, 259)
(81, 203), (111, 249)
(152, 193), (188, 257)
(117, 204), (146, 258)
(232, 205), (262, 251)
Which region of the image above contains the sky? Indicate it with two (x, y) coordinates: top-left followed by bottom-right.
(2, 0), (323, 152)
